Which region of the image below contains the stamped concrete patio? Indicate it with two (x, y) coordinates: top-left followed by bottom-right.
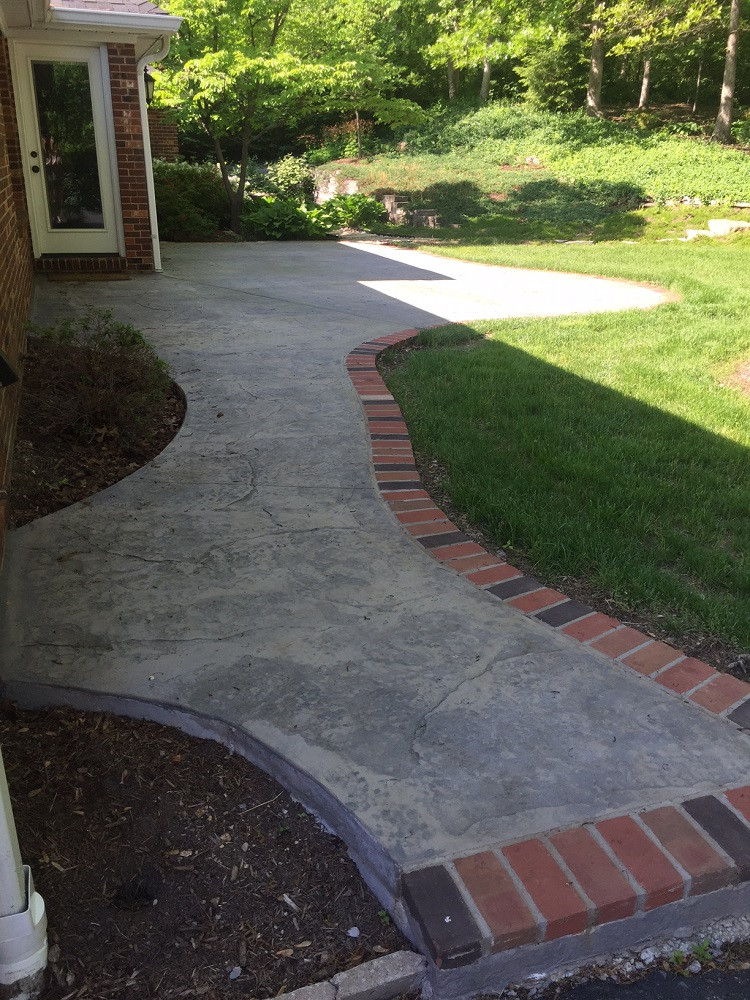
(2, 242), (750, 995)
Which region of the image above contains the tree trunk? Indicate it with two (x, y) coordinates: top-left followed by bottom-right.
(355, 109), (362, 160)
(447, 58), (457, 101)
(638, 55), (652, 109)
(480, 58), (492, 103)
(585, 24), (605, 116)
(692, 56), (703, 114)
(712, 0), (741, 143)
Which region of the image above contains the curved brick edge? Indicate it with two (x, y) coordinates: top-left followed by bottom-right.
(400, 787), (750, 968)
(345, 330), (750, 732)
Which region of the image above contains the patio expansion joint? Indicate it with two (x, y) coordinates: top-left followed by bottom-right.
(347, 327), (750, 970)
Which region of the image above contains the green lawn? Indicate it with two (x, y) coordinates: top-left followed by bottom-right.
(381, 239), (750, 652)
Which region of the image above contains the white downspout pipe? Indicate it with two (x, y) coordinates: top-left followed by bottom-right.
(137, 35), (173, 274)
(0, 748), (47, 1000)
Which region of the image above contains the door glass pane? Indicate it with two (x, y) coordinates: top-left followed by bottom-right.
(32, 61), (104, 230)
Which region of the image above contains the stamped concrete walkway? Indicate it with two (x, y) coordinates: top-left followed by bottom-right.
(3, 242), (750, 994)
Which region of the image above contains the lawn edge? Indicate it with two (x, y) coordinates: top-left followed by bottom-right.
(346, 329), (750, 732)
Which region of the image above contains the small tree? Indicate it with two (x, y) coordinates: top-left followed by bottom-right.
(158, 0), (421, 230)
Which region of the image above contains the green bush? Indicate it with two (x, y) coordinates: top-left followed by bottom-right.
(265, 154), (316, 200)
(315, 194), (387, 230)
(28, 309), (171, 449)
(241, 196), (330, 239)
(731, 113), (750, 144)
(153, 159), (228, 240)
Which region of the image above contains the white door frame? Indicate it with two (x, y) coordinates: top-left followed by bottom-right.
(10, 40), (125, 257)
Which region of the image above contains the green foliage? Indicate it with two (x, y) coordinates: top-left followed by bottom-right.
(266, 154), (316, 200)
(514, 30), (586, 111)
(315, 193), (388, 229)
(28, 310), (171, 449)
(731, 112), (750, 144)
(397, 104), (750, 205)
(241, 196), (330, 239)
(153, 159), (228, 240)
(390, 239), (750, 650)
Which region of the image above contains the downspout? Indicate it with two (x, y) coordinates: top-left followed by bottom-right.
(0, 748), (47, 1000)
(137, 35), (172, 273)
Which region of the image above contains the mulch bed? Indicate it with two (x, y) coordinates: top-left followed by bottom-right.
(378, 343), (749, 678)
(9, 339), (185, 528)
(1, 706), (408, 1000)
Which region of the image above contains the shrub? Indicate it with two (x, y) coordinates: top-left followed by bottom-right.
(265, 154), (316, 200)
(153, 159), (228, 240)
(27, 309), (172, 450)
(315, 194), (387, 230)
(241, 196), (330, 239)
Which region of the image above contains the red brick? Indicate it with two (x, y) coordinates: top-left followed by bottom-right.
(562, 613), (619, 642)
(550, 828), (637, 924)
(375, 471), (419, 482)
(689, 675), (750, 714)
(640, 806), (733, 895)
(396, 508), (447, 524)
(596, 816), (684, 910)
(725, 787), (750, 823)
(591, 627), (650, 659)
(621, 642), (683, 675)
(432, 541), (486, 560)
(465, 564), (521, 587)
(655, 658), (715, 694)
(381, 490), (429, 502)
(508, 589), (567, 613)
(388, 499), (435, 512)
(454, 852), (539, 951)
(405, 519), (455, 537)
(503, 839), (589, 940)
(446, 554), (506, 573)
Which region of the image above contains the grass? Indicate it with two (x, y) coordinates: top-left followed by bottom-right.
(317, 151), (750, 243)
(381, 238), (750, 652)
(314, 105), (750, 243)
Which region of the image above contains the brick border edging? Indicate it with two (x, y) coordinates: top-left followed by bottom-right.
(401, 787), (750, 968)
(346, 330), (750, 731)
(346, 329), (750, 969)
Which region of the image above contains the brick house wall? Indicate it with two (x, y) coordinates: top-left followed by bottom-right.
(0, 33), (33, 566)
(147, 107), (179, 161)
(106, 42), (153, 271)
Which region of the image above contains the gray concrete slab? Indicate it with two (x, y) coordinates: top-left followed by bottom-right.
(2, 241), (749, 892)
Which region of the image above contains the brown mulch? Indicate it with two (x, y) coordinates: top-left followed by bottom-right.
(378, 343), (748, 679)
(9, 362), (185, 528)
(1, 706), (408, 1000)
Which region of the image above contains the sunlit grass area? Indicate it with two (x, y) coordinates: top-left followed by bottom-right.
(382, 240), (750, 651)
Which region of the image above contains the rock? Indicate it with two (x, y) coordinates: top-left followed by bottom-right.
(688, 961), (702, 975)
(410, 209), (441, 228)
(639, 948), (657, 964)
(707, 218), (750, 236)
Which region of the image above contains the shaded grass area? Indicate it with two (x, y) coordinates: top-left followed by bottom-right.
(381, 241), (750, 653)
(320, 153), (750, 243)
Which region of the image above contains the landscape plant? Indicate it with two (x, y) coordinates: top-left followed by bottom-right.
(27, 310), (172, 450)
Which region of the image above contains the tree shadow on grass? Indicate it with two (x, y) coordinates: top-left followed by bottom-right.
(388, 329), (750, 649)
(379, 176), (647, 243)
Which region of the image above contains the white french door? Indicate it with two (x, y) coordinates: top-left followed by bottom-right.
(11, 42), (122, 255)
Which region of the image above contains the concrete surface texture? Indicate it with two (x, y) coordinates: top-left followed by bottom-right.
(2, 241), (748, 894)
